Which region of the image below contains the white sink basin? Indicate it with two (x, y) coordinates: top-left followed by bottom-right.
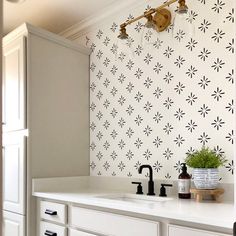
(97, 193), (173, 204)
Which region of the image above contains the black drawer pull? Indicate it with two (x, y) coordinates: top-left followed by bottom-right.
(44, 230), (57, 236)
(45, 209), (57, 216)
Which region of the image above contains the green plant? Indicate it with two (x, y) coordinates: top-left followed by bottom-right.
(185, 147), (227, 168)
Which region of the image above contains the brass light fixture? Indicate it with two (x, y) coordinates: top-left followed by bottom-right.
(117, 0), (189, 39)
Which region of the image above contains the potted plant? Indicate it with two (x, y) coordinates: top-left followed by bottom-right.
(185, 147), (226, 189)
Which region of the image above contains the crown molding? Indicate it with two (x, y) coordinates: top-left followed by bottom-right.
(59, 0), (153, 40)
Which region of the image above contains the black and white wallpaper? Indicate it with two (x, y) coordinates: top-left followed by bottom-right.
(76, 0), (235, 183)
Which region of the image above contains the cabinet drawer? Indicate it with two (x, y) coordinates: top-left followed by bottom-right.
(69, 206), (159, 236)
(168, 225), (231, 236)
(69, 229), (96, 236)
(40, 221), (66, 236)
(40, 200), (67, 224)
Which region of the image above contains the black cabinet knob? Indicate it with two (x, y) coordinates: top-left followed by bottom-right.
(44, 230), (57, 236)
(45, 209), (57, 216)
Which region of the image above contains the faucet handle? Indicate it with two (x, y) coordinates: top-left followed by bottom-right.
(132, 182), (143, 195)
(159, 184), (173, 197)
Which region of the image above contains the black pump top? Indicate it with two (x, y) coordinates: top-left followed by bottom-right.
(181, 163), (187, 173)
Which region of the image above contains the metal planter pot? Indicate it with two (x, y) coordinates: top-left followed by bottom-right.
(193, 168), (219, 189)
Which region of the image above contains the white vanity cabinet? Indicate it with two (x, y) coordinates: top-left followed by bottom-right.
(168, 225), (231, 236)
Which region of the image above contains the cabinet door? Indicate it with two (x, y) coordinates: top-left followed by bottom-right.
(2, 132), (26, 214)
(2, 210), (25, 236)
(3, 36), (26, 132)
(168, 225), (231, 236)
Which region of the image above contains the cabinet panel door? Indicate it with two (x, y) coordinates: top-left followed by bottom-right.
(2, 132), (26, 214)
(168, 225), (231, 236)
(3, 36), (26, 131)
(2, 210), (25, 236)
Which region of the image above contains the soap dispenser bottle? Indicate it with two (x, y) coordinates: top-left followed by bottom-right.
(178, 163), (191, 199)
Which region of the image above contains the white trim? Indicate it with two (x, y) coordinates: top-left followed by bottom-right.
(59, 0), (153, 40)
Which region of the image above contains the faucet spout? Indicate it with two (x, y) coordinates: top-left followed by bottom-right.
(138, 164), (155, 195)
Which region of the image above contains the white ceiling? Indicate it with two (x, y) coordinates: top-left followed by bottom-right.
(3, 0), (117, 35)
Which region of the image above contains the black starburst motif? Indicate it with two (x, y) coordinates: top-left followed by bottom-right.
(186, 120), (197, 132)
(144, 101), (153, 113)
(126, 82), (134, 93)
(226, 100), (234, 114)
(96, 151), (103, 160)
(103, 37), (110, 46)
(225, 160), (234, 175)
(118, 118), (126, 128)
(103, 141), (110, 150)
(103, 161), (110, 171)
(110, 87), (118, 97)
(174, 82), (185, 94)
(90, 122), (96, 132)
(96, 91), (103, 100)
(153, 38), (163, 49)
(110, 108), (118, 118)
(90, 43), (96, 52)
(118, 95), (126, 106)
(212, 28), (225, 43)
(96, 111), (103, 120)
(153, 112), (163, 123)
(111, 151), (117, 160)
(96, 50), (103, 59)
(103, 99), (110, 109)
(110, 44), (118, 55)
(90, 62), (96, 72)
(153, 161), (163, 172)
(90, 102), (96, 111)
(144, 53), (153, 64)
(163, 97), (174, 109)
(211, 116), (225, 130)
(186, 10), (198, 23)
(198, 76), (211, 89)
(126, 60), (134, 70)
(213, 145), (225, 157)
(163, 46), (174, 58)
(144, 30), (153, 42)
(134, 161), (142, 170)
(198, 104), (211, 117)
(174, 135), (185, 147)
(90, 161), (96, 170)
(143, 149), (152, 160)
(226, 130), (234, 144)
(186, 66), (197, 78)
(144, 77), (153, 89)
(199, 19), (211, 33)
(134, 138), (143, 149)
(165, 173), (171, 179)
(186, 93), (197, 105)
(103, 57), (110, 67)
(174, 108), (185, 121)
(226, 39), (234, 53)
(186, 147), (195, 155)
(134, 92), (143, 102)
(174, 161), (182, 173)
(186, 38), (198, 51)
(198, 48), (211, 61)
(153, 87), (163, 99)
(110, 130), (118, 139)
(226, 8), (234, 23)
(212, 0), (225, 13)
(134, 22), (143, 33)
(135, 115), (143, 126)
(134, 45), (143, 56)
(96, 131), (103, 140)
(103, 120), (110, 130)
(211, 87), (225, 101)
(198, 132), (211, 145)
(143, 125), (152, 136)
(118, 139), (126, 149)
(163, 148), (173, 160)
(126, 127), (134, 138)
(153, 62), (163, 74)
(126, 150), (134, 160)
(104, 78), (110, 87)
(117, 52), (126, 61)
(96, 70), (103, 79)
(118, 161), (126, 171)
(126, 105), (134, 115)
(153, 137), (163, 148)
(175, 29), (185, 42)
(163, 72), (174, 84)
(110, 22), (118, 32)
(134, 68), (143, 79)
(174, 56), (185, 68)
(226, 70), (234, 84)
(163, 123), (173, 135)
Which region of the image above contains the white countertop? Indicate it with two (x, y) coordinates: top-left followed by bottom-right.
(33, 188), (234, 230)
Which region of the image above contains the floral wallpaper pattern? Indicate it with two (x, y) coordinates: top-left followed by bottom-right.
(76, 0), (235, 182)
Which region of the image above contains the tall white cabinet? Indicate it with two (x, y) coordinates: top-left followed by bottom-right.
(2, 23), (90, 236)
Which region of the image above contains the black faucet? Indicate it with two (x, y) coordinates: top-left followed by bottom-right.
(138, 164), (155, 195)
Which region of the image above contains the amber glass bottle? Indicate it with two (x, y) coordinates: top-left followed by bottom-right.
(178, 163), (191, 199)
